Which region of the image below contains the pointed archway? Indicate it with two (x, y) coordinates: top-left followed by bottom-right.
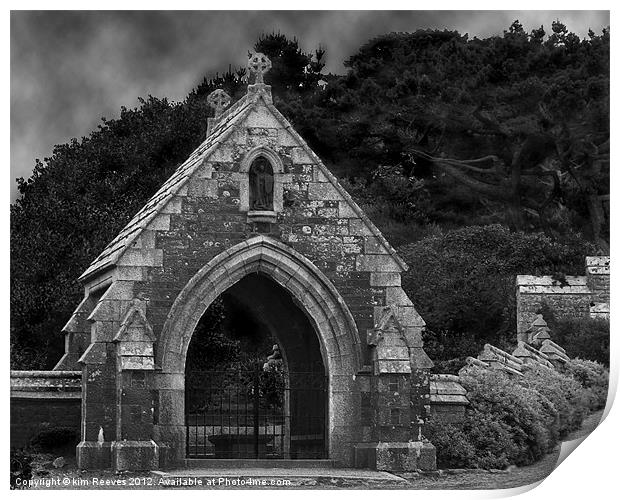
(153, 235), (362, 464)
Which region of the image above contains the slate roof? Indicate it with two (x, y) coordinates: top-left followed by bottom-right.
(79, 95), (254, 281)
(79, 88), (407, 282)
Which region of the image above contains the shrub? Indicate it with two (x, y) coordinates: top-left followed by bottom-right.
(429, 367), (561, 469)
(550, 317), (609, 366)
(427, 409), (520, 470)
(517, 364), (590, 437)
(428, 362), (604, 470)
(425, 421), (477, 469)
(460, 368), (557, 464)
(459, 409), (521, 469)
(565, 358), (609, 410)
(29, 424), (79, 451)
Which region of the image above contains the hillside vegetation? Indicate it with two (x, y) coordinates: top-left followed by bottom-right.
(11, 23), (609, 368)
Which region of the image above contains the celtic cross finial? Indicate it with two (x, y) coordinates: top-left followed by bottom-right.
(248, 52), (272, 85)
(207, 89), (231, 118)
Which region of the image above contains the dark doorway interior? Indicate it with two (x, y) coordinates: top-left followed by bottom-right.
(185, 274), (327, 459)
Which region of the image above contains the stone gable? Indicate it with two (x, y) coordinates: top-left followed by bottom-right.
(62, 82), (423, 371)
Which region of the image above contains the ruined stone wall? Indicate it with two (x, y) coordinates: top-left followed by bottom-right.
(516, 256), (609, 339)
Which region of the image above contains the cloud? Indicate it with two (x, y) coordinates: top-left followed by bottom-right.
(10, 10), (610, 201)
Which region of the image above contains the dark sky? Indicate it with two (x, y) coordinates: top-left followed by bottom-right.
(10, 10), (610, 201)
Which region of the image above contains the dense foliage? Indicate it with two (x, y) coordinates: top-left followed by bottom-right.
(185, 296), (286, 410)
(565, 358), (609, 409)
(546, 316), (609, 366)
(427, 362), (608, 469)
(11, 23), (609, 368)
(185, 296), (279, 372)
(277, 22), (609, 247)
(399, 224), (597, 370)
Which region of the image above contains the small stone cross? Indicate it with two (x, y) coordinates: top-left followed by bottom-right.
(248, 52), (272, 84)
(207, 89), (231, 118)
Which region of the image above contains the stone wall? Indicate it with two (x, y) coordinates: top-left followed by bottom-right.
(516, 256), (609, 339)
(587, 256), (610, 317)
(10, 371), (81, 448)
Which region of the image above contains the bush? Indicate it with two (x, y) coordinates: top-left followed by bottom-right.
(517, 364), (590, 437)
(425, 421), (477, 469)
(565, 358), (609, 410)
(550, 317), (609, 366)
(428, 361), (605, 469)
(399, 225), (596, 364)
(462, 369), (558, 464)
(428, 368), (560, 469)
(426, 409), (520, 470)
(29, 425), (79, 451)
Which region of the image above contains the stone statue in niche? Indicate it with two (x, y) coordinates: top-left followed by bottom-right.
(249, 157), (274, 210)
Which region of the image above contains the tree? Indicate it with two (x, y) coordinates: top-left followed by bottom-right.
(284, 24), (609, 245)
(401, 25), (609, 240)
(11, 96), (209, 368)
(254, 33), (325, 93)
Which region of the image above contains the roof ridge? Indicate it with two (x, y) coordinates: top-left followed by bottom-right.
(80, 90), (409, 281)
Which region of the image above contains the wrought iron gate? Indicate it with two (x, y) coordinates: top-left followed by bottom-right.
(185, 366), (327, 459)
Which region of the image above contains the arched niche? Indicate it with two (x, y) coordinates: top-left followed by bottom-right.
(238, 147), (285, 220)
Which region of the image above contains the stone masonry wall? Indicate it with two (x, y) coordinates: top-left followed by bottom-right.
(516, 256), (610, 339)
(587, 256), (610, 318)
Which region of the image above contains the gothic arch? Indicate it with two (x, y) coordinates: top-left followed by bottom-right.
(157, 235), (361, 373)
(155, 236), (362, 462)
(239, 146), (284, 174)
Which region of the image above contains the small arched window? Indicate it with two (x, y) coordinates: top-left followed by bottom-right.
(249, 156), (274, 211)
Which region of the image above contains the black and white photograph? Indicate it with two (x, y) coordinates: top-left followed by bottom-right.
(8, 6), (613, 493)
